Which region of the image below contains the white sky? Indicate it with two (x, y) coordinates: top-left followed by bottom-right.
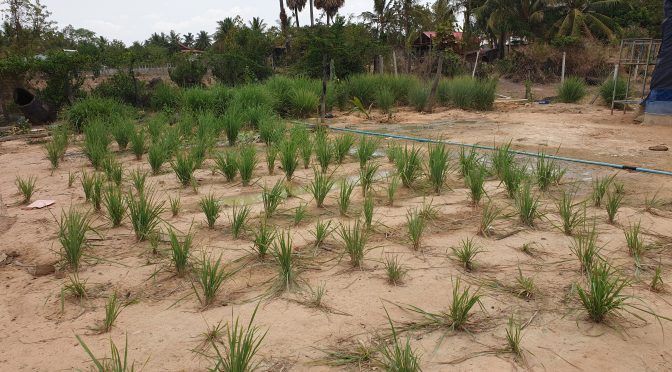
(41, 1), (433, 44)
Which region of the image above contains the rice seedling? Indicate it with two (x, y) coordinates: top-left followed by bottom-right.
(357, 136), (379, 169)
(104, 185), (125, 227)
(230, 204), (251, 239)
(278, 138), (299, 181)
(650, 265), (664, 292)
(15, 175), (36, 204)
(536, 152), (565, 191)
(238, 145), (257, 186)
(384, 254), (407, 285)
(395, 146), (423, 188)
(359, 162), (380, 196)
(419, 199), (440, 221)
(128, 169), (146, 195)
(478, 201), (501, 238)
(576, 261), (630, 322)
(380, 309), (422, 372)
(408, 277), (483, 332)
(557, 76), (587, 103)
(253, 222), (276, 259)
(605, 191), (624, 224)
(310, 220), (333, 248)
(644, 191), (665, 212)
(90, 174), (104, 211)
(299, 135), (313, 169)
(307, 282), (327, 308)
(57, 208), (92, 271)
(168, 228), (191, 277)
(624, 221), (645, 258)
(515, 182), (541, 226)
(338, 179), (356, 216)
(172, 152), (196, 187)
(111, 119), (134, 151)
(570, 225), (603, 273)
(265, 144), (278, 175)
(466, 166), (487, 206)
(147, 142), (167, 175)
(214, 151), (239, 182)
(318, 340), (377, 367)
(386, 174), (401, 206)
(199, 193), (221, 229)
(129, 127), (146, 160)
(334, 134), (355, 164)
(261, 180), (285, 219)
(387, 143), (402, 164)
(408, 84), (430, 112)
(82, 120), (111, 170)
(516, 267), (536, 299)
(193, 255), (228, 307)
(103, 158), (123, 187)
(338, 219), (368, 268)
(501, 162), (528, 198)
(592, 174), (616, 207)
(406, 208), (426, 250)
(273, 230), (297, 291)
(293, 203), (308, 226)
(458, 146), (480, 178)
(363, 195), (374, 229)
(68, 170), (76, 188)
(376, 87), (395, 119)
(98, 292), (124, 333)
(44, 140), (63, 170)
(81, 171), (95, 201)
(505, 316), (524, 358)
(126, 188), (165, 241)
(614, 181), (625, 195)
(445, 77), (497, 110)
(258, 117), (284, 146)
(452, 237), (483, 271)
(210, 304), (267, 372)
(315, 134), (333, 173)
(491, 142), (514, 179)
(61, 273), (88, 304)
(77, 334), (140, 372)
(169, 195), (181, 217)
(307, 169), (335, 208)
(557, 189), (586, 236)
(427, 143), (451, 194)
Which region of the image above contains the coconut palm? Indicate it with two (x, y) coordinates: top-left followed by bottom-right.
(315, 0), (345, 25)
(279, 0), (289, 31)
(194, 31), (211, 50)
(215, 17), (236, 41)
(183, 32), (194, 47)
(287, 0), (308, 27)
(550, 0), (626, 40)
(249, 17), (267, 32)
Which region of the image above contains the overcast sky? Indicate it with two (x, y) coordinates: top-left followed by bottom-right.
(43, 1), (430, 44)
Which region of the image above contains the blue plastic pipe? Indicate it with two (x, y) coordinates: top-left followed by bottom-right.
(292, 121), (672, 177)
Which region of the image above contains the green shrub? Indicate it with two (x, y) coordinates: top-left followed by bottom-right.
(230, 84), (276, 113)
(289, 88), (319, 118)
(66, 97), (133, 132)
(182, 87), (214, 112)
(93, 71), (144, 106)
(557, 77), (586, 103)
(169, 57), (207, 88)
(408, 85), (430, 112)
(445, 77), (497, 110)
(375, 87), (395, 117)
(149, 82), (182, 111)
(600, 78), (627, 107)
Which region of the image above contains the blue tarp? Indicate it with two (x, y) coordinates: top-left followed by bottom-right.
(646, 0), (672, 114)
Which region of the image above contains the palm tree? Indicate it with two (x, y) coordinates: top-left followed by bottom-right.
(249, 17), (267, 32)
(361, 0), (393, 39)
(287, 0), (308, 27)
(315, 0), (345, 25)
(551, 0), (625, 40)
(215, 17), (236, 40)
(279, 0), (289, 31)
(195, 31), (211, 50)
(309, 0), (315, 26)
(183, 32), (195, 47)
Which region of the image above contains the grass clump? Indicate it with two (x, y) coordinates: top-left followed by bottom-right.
(293, 204), (308, 226)
(408, 85), (430, 112)
(104, 185), (126, 227)
(222, 109), (243, 146)
(199, 193), (221, 229)
(406, 209), (426, 251)
(169, 195), (181, 217)
(103, 158), (123, 187)
(557, 76), (586, 103)
(338, 179), (356, 216)
(253, 222), (275, 259)
(505, 316), (524, 358)
(536, 152), (565, 191)
(452, 237), (483, 271)
(307, 169), (335, 208)
(89, 174), (104, 211)
(82, 120), (111, 170)
(77, 334), (141, 372)
(395, 146), (423, 188)
(380, 310), (422, 372)
(273, 230), (297, 291)
(98, 292), (124, 333)
(491, 142), (514, 179)
(359, 162), (380, 196)
(516, 267), (536, 299)
(15, 175), (36, 204)
(230, 204), (251, 239)
(557, 190), (586, 235)
(592, 174), (616, 207)
(129, 127), (146, 160)
(357, 136), (379, 169)
(515, 183), (541, 227)
(478, 201), (501, 238)
(172, 152), (197, 187)
(624, 221), (645, 258)
(334, 134), (355, 164)
(168, 229), (191, 276)
(446, 77), (497, 110)
(570, 225), (602, 273)
(81, 171), (95, 201)
(238, 145), (257, 186)
(384, 254), (407, 285)
(210, 305), (267, 372)
(386, 174), (401, 206)
(310, 220), (333, 248)
(278, 138), (299, 181)
(427, 143), (450, 194)
(147, 142), (168, 175)
(265, 144), (278, 175)
(262, 180), (285, 218)
(126, 188), (165, 241)
(338, 219), (368, 268)
(363, 195), (374, 229)
(129, 168), (147, 195)
(577, 261), (630, 322)
(376, 87), (395, 119)
(111, 119), (134, 151)
(315, 134), (333, 173)
(600, 78), (627, 107)
(57, 208), (93, 271)
(465, 166), (487, 205)
(605, 191), (624, 224)
(193, 255), (228, 307)
(214, 151), (238, 182)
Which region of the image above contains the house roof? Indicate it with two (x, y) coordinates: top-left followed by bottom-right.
(422, 31), (463, 40)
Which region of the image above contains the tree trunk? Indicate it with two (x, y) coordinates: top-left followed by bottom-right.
(295, 8), (300, 27)
(320, 54), (328, 125)
(425, 53), (444, 113)
(309, 0), (314, 26)
(498, 32), (506, 59)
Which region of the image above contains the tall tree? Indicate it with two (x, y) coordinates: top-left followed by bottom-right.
(279, 0), (289, 31)
(551, 0), (626, 40)
(249, 17), (267, 32)
(183, 32), (195, 47)
(287, 0), (308, 27)
(195, 31), (211, 50)
(315, 0), (345, 26)
(309, 0), (315, 26)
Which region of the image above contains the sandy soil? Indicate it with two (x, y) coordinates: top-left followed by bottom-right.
(1, 100), (672, 371)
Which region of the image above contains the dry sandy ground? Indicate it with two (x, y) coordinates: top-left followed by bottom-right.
(1, 101), (672, 371)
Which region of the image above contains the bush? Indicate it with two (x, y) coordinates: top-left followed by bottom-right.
(557, 77), (587, 103)
(600, 78), (627, 107)
(149, 82), (182, 111)
(444, 77), (497, 110)
(66, 97), (134, 132)
(289, 88), (320, 118)
(169, 57), (207, 88)
(93, 71), (144, 106)
(408, 85), (430, 112)
(376, 87), (395, 116)
(230, 84), (276, 113)
(182, 88), (214, 113)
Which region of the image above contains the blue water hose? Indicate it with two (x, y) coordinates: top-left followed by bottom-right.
(292, 121), (672, 177)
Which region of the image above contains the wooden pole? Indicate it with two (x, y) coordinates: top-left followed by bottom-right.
(561, 52), (566, 83)
(392, 50), (398, 76)
(471, 50), (480, 78)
